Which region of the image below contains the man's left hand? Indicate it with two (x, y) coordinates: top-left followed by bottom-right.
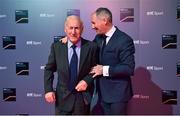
(90, 64), (103, 78)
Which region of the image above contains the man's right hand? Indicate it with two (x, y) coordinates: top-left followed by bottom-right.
(60, 36), (68, 44)
(45, 92), (56, 103)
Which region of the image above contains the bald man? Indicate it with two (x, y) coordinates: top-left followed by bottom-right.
(44, 15), (98, 115)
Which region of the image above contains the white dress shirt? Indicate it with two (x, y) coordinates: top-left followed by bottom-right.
(103, 26), (116, 77)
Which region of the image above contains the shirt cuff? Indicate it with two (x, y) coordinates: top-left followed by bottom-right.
(103, 66), (109, 76)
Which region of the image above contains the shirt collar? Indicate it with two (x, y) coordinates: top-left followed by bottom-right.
(105, 25), (116, 38)
(68, 38), (81, 49)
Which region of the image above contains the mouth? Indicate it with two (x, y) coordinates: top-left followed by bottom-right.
(70, 35), (77, 38)
(94, 28), (98, 30)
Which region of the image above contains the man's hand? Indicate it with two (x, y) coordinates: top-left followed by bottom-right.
(75, 80), (88, 91)
(59, 36), (68, 44)
(90, 64), (103, 78)
(45, 92), (56, 103)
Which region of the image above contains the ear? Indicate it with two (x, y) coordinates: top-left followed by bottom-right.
(64, 22), (67, 33)
(64, 27), (67, 33)
(81, 26), (84, 34)
(103, 18), (108, 25)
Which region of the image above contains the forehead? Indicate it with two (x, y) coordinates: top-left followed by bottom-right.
(91, 13), (97, 19)
(67, 20), (81, 27)
(91, 13), (102, 22)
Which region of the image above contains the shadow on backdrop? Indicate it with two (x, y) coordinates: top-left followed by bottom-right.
(127, 67), (173, 115)
(91, 67), (173, 114)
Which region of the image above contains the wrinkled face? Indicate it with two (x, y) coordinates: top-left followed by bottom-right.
(64, 16), (83, 44)
(91, 13), (106, 34)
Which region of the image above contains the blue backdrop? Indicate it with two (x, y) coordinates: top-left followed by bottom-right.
(0, 0), (179, 115)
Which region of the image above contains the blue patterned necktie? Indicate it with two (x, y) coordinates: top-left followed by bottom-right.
(69, 44), (78, 91)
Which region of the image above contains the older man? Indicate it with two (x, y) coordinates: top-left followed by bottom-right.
(44, 15), (98, 115)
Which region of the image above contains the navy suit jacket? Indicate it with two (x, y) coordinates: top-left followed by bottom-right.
(44, 38), (98, 111)
(94, 27), (135, 103)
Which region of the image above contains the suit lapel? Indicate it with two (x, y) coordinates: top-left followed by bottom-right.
(105, 28), (119, 49)
(58, 42), (70, 78)
(78, 39), (89, 77)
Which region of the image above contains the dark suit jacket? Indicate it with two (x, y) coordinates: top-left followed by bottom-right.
(44, 38), (98, 112)
(94, 27), (135, 103)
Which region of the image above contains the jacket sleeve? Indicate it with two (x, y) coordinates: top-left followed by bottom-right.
(83, 43), (98, 86)
(44, 43), (57, 93)
(109, 35), (135, 77)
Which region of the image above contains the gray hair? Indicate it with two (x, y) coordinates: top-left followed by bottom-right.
(65, 15), (83, 29)
(95, 7), (112, 23)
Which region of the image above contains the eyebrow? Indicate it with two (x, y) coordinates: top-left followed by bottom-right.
(68, 26), (81, 28)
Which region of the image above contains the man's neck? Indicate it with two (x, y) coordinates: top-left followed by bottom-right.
(105, 24), (113, 34)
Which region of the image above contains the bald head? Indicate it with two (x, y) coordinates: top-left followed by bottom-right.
(65, 15), (83, 29)
(64, 15), (83, 44)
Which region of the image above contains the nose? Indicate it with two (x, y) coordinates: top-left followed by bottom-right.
(91, 24), (95, 29)
(72, 28), (76, 34)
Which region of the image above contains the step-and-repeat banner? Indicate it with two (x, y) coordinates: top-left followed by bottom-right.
(0, 0), (180, 115)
